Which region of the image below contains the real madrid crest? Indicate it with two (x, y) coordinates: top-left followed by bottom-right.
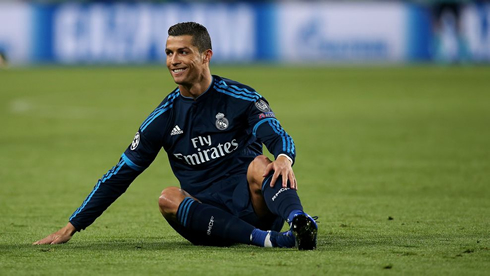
(215, 113), (229, 130)
(255, 99), (271, 112)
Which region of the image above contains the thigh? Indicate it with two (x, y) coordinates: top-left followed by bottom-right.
(195, 173), (284, 231)
(193, 174), (248, 215)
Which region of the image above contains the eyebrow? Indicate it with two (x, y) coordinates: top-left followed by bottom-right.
(165, 47), (192, 52)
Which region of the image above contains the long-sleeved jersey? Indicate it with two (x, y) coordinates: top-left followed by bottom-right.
(69, 75), (296, 231)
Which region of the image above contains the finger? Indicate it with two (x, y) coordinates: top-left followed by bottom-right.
(37, 238), (50, 245)
(263, 163), (273, 177)
(53, 234), (71, 244)
(34, 240), (47, 245)
(282, 170), (288, 188)
(288, 173), (295, 189)
(33, 236), (53, 245)
(270, 171), (279, 188)
(289, 171), (297, 190)
(51, 239), (64, 245)
(51, 236), (62, 245)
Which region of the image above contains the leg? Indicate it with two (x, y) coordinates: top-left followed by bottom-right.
(247, 155), (273, 219)
(158, 186), (193, 221)
(247, 155), (304, 223)
(159, 187), (229, 246)
(158, 186), (294, 248)
(246, 157), (284, 231)
(248, 155), (318, 250)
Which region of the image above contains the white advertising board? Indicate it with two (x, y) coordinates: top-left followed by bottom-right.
(276, 3), (408, 63)
(462, 4), (490, 61)
(0, 3), (32, 65)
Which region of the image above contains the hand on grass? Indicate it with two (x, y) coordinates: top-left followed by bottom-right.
(33, 222), (76, 245)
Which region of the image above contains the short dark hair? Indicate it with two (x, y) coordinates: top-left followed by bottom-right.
(168, 22), (212, 53)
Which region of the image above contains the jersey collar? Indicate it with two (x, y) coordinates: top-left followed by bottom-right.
(178, 76), (215, 101)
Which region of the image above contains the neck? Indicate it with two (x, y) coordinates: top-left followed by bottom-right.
(179, 72), (213, 99)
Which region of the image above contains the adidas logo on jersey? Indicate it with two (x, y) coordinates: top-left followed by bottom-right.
(171, 125), (184, 136)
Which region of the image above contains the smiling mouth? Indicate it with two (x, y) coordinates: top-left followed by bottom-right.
(172, 68), (187, 73)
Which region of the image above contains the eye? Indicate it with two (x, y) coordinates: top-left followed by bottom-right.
(165, 50), (172, 56)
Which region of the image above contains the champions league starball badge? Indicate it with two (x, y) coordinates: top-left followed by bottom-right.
(215, 113), (229, 130)
(131, 132), (140, 150)
(255, 99), (271, 112)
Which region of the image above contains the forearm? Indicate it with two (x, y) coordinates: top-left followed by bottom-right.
(253, 118), (296, 164)
(69, 159), (142, 231)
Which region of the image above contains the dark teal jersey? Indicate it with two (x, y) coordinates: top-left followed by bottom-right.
(69, 75), (296, 230)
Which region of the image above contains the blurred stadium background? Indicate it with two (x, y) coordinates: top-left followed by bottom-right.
(0, 0), (489, 66)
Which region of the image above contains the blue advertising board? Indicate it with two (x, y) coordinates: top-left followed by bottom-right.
(0, 2), (488, 65)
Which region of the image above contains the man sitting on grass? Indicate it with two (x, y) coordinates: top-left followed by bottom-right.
(34, 22), (317, 250)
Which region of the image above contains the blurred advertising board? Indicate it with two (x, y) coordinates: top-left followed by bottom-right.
(0, 2), (488, 65)
(51, 3), (255, 64)
(460, 4), (490, 62)
(276, 2), (409, 63)
(0, 3), (32, 65)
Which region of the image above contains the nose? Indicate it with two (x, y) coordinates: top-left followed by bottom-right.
(169, 54), (180, 66)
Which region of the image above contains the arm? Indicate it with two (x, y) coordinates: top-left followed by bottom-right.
(68, 156), (145, 231)
(34, 98), (170, 244)
(250, 99), (297, 189)
(33, 155), (146, 245)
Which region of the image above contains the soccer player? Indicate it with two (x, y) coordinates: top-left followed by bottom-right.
(33, 22), (318, 250)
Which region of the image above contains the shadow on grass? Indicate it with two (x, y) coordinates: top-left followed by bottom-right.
(1, 239), (295, 253)
(1, 234), (417, 253)
(6, 231), (460, 253)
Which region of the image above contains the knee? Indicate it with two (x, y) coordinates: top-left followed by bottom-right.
(252, 155), (271, 167)
(248, 155), (271, 176)
(247, 155), (272, 191)
(158, 186), (183, 217)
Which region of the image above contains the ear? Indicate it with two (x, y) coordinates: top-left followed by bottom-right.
(202, 49), (213, 63)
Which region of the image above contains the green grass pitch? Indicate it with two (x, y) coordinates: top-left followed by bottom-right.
(1, 65), (489, 275)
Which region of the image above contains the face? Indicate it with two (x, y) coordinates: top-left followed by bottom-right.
(165, 35), (209, 86)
